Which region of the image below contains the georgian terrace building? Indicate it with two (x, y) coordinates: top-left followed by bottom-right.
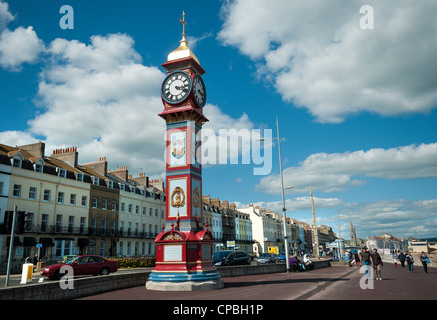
(0, 142), (164, 272)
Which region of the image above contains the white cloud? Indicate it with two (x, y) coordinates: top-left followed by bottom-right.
(256, 142), (437, 194)
(0, 26), (45, 71)
(0, 0), (13, 30)
(340, 199), (437, 239)
(219, 0), (437, 123)
(1, 32), (256, 177)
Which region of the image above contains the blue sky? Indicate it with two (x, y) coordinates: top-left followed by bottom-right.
(1, 0), (437, 239)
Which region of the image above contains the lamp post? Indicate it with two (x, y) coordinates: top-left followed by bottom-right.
(310, 188), (320, 259)
(258, 117), (293, 272)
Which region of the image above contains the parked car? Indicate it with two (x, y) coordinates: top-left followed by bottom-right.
(257, 253), (277, 264)
(40, 255), (118, 280)
(213, 250), (251, 267)
(277, 252), (286, 262)
(62, 255), (77, 263)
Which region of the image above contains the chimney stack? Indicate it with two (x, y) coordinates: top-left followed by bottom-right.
(108, 166), (129, 181)
(82, 157), (108, 176)
(51, 146), (78, 168)
(18, 141), (46, 159)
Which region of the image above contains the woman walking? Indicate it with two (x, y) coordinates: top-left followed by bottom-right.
(406, 251), (414, 272)
(419, 251), (430, 273)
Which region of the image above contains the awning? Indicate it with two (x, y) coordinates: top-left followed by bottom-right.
(39, 237), (55, 247)
(23, 237), (37, 247)
(78, 238), (89, 246)
(6, 237), (22, 246)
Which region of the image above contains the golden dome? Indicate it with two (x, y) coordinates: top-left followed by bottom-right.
(167, 11), (200, 64)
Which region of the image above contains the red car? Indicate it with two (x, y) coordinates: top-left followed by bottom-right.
(40, 255), (118, 279)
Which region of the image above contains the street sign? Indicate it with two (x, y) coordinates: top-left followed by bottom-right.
(36, 243), (42, 248)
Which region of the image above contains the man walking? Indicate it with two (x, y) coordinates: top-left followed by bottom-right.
(398, 251), (406, 268)
(360, 246), (373, 280)
(371, 248), (383, 280)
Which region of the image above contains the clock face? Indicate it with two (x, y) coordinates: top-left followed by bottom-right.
(192, 74), (206, 108)
(161, 71), (192, 104)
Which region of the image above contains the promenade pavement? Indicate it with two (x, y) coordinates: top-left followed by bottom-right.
(78, 262), (437, 300)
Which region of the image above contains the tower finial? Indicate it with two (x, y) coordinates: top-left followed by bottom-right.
(180, 11), (187, 42)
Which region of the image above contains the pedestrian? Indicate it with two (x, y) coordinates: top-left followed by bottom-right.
(398, 251), (406, 268)
(419, 251), (430, 273)
(360, 246), (372, 279)
(406, 251), (414, 272)
(355, 251), (360, 267)
(371, 248), (383, 280)
(33, 253), (38, 266)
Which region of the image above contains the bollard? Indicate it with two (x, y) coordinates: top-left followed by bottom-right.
(20, 263), (33, 284)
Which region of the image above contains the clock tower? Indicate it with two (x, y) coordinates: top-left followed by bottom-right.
(146, 12), (223, 291)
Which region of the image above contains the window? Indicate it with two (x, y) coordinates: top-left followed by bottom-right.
(56, 214), (63, 232)
(112, 200), (116, 211)
(102, 199), (107, 210)
(80, 217), (86, 233)
(43, 189), (51, 202)
(143, 207), (147, 215)
(57, 192), (64, 204)
(92, 198), (98, 208)
(35, 163), (43, 173)
(107, 180), (113, 188)
(81, 196), (87, 207)
(76, 173), (84, 182)
(101, 220), (106, 235)
(155, 209), (158, 217)
(41, 214), (49, 232)
(121, 202), (125, 212)
(28, 187), (37, 200)
(25, 212), (34, 232)
(12, 158), (22, 168)
(119, 241), (124, 256)
(13, 185), (21, 198)
(135, 205), (139, 214)
(91, 219), (96, 235)
(70, 194), (76, 205)
(93, 177), (99, 185)
(100, 241), (105, 256)
(68, 216), (75, 233)
(58, 168), (66, 178)
(0, 182), (3, 195)
(111, 220), (115, 235)
(128, 204), (132, 213)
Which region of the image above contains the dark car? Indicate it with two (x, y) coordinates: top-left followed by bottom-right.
(213, 250), (251, 267)
(277, 252), (286, 262)
(40, 255), (118, 280)
(257, 253), (277, 264)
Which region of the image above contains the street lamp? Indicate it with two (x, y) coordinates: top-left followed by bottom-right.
(258, 117), (292, 272)
(310, 188), (320, 259)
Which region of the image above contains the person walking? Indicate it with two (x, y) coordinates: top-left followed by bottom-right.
(371, 248), (383, 280)
(398, 251), (406, 268)
(406, 251), (414, 272)
(419, 251), (430, 273)
(355, 251), (360, 267)
(360, 246), (373, 279)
